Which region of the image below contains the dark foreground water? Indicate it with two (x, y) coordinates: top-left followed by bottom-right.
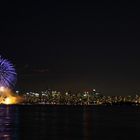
(0, 105), (140, 140)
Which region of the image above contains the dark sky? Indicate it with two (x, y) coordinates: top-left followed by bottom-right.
(0, 1), (140, 95)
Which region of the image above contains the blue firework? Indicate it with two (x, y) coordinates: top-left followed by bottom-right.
(0, 56), (17, 88)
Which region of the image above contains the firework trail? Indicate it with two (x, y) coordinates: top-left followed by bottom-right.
(0, 56), (17, 88)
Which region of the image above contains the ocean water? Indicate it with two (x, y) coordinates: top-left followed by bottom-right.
(0, 105), (140, 140)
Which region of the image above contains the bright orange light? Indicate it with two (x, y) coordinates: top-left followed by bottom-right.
(2, 96), (17, 105)
(4, 97), (11, 105)
(0, 87), (22, 105)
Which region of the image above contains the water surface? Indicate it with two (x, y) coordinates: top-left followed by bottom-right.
(0, 105), (140, 140)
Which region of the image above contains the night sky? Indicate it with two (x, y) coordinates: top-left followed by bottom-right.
(0, 1), (140, 95)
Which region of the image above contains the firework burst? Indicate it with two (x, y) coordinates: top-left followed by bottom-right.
(0, 56), (17, 88)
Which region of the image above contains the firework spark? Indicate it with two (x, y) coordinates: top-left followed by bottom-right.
(0, 56), (17, 88)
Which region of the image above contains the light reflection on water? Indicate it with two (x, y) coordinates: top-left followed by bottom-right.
(0, 106), (140, 140)
(0, 106), (19, 140)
